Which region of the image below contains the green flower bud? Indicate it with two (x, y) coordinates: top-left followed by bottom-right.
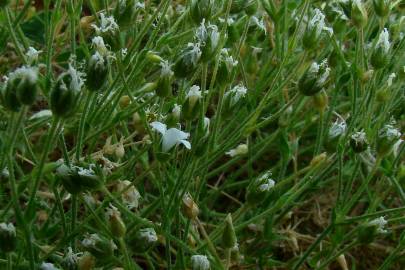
(56, 163), (102, 194)
(194, 117), (210, 156)
(357, 216), (387, 244)
(222, 84), (248, 118)
(217, 49), (238, 87)
(245, 0), (258, 16)
(81, 233), (117, 259)
(1, 79), (22, 112)
(313, 90), (328, 113)
(325, 119), (346, 152)
(351, 0), (368, 28)
(0, 223), (17, 253)
(146, 51), (163, 63)
(303, 9), (328, 50)
(174, 43), (201, 78)
(231, 0), (245, 14)
(86, 52), (109, 92)
(56, 164), (82, 194)
(106, 205), (126, 238)
(156, 60), (173, 98)
(182, 193), (200, 220)
(373, 0), (390, 17)
(7, 66), (39, 106)
(222, 214), (237, 249)
(182, 85), (202, 121)
(195, 20), (220, 62)
(51, 65), (84, 118)
(190, 0), (213, 24)
(350, 131), (368, 153)
(298, 60), (330, 96)
(128, 227), (158, 253)
(371, 28), (391, 69)
(376, 124), (401, 157)
(246, 171), (275, 205)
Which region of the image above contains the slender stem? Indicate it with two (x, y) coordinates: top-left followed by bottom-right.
(75, 92), (94, 161)
(225, 248), (232, 270)
(4, 7), (27, 64)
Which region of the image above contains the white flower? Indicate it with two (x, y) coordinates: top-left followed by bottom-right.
(219, 17), (235, 26)
(160, 60), (174, 77)
(172, 104), (182, 118)
(393, 139), (403, 157)
(138, 228), (158, 243)
(92, 13), (119, 34)
(0, 223), (16, 235)
(106, 203), (121, 218)
(225, 84), (248, 106)
(251, 16), (267, 34)
(92, 36), (109, 56)
(204, 117), (210, 132)
(186, 42), (202, 66)
(8, 66), (38, 84)
(351, 131), (368, 144)
(379, 124), (401, 141)
(376, 28), (391, 53)
(310, 59), (330, 85)
(67, 63), (85, 92)
(195, 20), (220, 50)
(63, 247), (82, 268)
(40, 262), (60, 270)
(77, 166), (95, 177)
(121, 48), (128, 57)
(25, 46), (42, 65)
(220, 48), (238, 70)
(257, 172), (276, 191)
(29, 110), (53, 120)
(117, 180), (141, 209)
(150, 121), (191, 152)
(226, 144), (248, 157)
(329, 119), (347, 139)
(309, 9), (326, 37)
(369, 216), (388, 233)
(387, 73), (396, 87)
(191, 254), (210, 270)
(186, 85), (203, 107)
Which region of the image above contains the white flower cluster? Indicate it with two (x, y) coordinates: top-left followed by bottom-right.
(376, 28), (391, 53)
(92, 13), (119, 34)
(257, 171), (276, 192)
(369, 216), (388, 233)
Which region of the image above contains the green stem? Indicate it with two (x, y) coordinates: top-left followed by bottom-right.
(75, 92), (94, 161)
(4, 7), (27, 64)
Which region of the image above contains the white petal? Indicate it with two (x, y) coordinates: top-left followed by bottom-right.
(180, 139), (191, 150)
(151, 121), (167, 135)
(162, 128), (189, 152)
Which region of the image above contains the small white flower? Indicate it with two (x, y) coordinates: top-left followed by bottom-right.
(219, 17), (235, 26)
(351, 130), (368, 144)
(329, 119), (347, 139)
(77, 166), (95, 177)
(92, 13), (119, 34)
(387, 73), (396, 87)
(226, 144), (248, 157)
(220, 48), (238, 70)
(25, 46), (42, 65)
(191, 254), (210, 270)
(376, 28), (391, 53)
(8, 66), (38, 84)
(204, 117), (210, 132)
(121, 48), (128, 57)
(106, 203), (121, 218)
(139, 228), (158, 243)
(251, 16), (267, 34)
(63, 247), (82, 268)
(186, 42), (202, 66)
(160, 60), (174, 77)
(379, 124), (401, 141)
(92, 36), (109, 56)
(369, 216), (388, 233)
(151, 121), (191, 152)
(257, 172), (276, 192)
(172, 104), (182, 118)
(29, 110), (53, 120)
(117, 180), (141, 209)
(309, 9), (326, 37)
(186, 85), (203, 107)
(40, 262), (60, 270)
(0, 223), (16, 235)
(225, 84), (248, 106)
(67, 63), (86, 93)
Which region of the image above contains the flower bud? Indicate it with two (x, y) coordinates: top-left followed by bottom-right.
(303, 9), (327, 50)
(350, 131), (368, 153)
(351, 0), (368, 28)
(231, 0), (245, 14)
(191, 254), (210, 270)
(50, 67), (84, 118)
(313, 90), (328, 113)
(106, 205), (126, 238)
(376, 124), (401, 157)
(195, 20), (220, 62)
(146, 51), (163, 63)
(128, 227), (158, 253)
(298, 60), (330, 96)
(119, 95), (131, 108)
(357, 216), (387, 244)
(174, 43), (202, 78)
(166, 104), (181, 127)
(86, 52), (108, 92)
(115, 137), (125, 159)
(310, 152), (327, 168)
(1, 79), (22, 112)
(246, 171), (275, 205)
(325, 119), (346, 152)
(371, 28), (391, 69)
(182, 193), (199, 220)
(156, 60), (174, 98)
(116, 180), (141, 210)
(190, 0), (213, 24)
(0, 223), (17, 253)
(7, 66), (38, 106)
(217, 49), (238, 86)
(114, 0), (136, 29)
(132, 112), (146, 134)
(81, 233), (117, 258)
(222, 84), (248, 118)
(372, 0), (390, 17)
(56, 164), (102, 194)
(222, 214), (237, 249)
(183, 85), (202, 121)
(61, 247), (81, 270)
(245, 0), (258, 16)
(226, 144), (248, 157)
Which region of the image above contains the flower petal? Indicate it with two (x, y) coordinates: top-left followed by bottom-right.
(151, 121), (167, 135)
(162, 128), (190, 152)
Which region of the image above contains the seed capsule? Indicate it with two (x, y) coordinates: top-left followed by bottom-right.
(86, 52), (109, 92)
(222, 214), (237, 249)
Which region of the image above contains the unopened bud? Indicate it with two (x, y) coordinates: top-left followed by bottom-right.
(351, 0), (368, 28)
(373, 0), (390, 18)
(310, 152), (327, 167)
(77, 252), (96, 270)
(191, 254), (210, 270)
(222, 214), (237, 249)
(313, 90), (328, 112)
(190, 0), (213, 24)
(0, 223), (17, 253)
(350, 131), (369, 153)
(129, 227), (158, 253)
(182, 193), (199, 220)
(119, 95), (131, 108)
(106, 205), (126, 238)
